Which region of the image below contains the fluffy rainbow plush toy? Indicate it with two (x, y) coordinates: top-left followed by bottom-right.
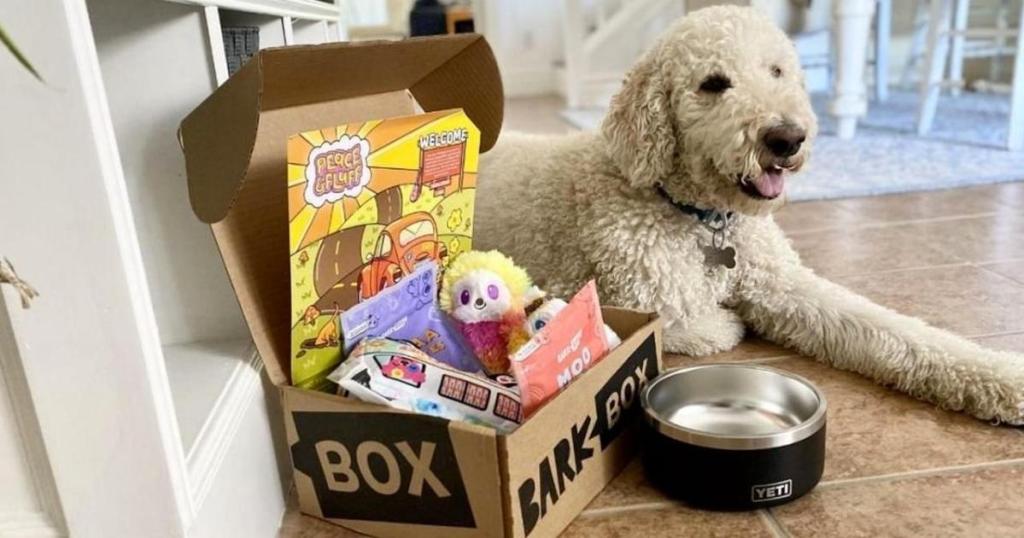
(440, 250), (533, 375)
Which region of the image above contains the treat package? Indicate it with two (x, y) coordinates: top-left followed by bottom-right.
(327, 357), (392, 406)
(524, 296), (621, 349)
(342, 338), (523, 432)
(341, 262), (480, 373)
(510, 281), (611, 418)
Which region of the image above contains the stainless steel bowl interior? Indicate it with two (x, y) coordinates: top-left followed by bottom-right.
(642, 364), (826, 450)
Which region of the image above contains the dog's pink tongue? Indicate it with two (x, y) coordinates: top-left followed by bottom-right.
(752, 170), (785, 199)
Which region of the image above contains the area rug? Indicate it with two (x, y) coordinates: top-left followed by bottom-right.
(560, 90), (1024, 201)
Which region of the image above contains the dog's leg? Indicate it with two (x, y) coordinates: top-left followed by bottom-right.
(736, 263), (1024, 425)
(663, 307), (745, 356)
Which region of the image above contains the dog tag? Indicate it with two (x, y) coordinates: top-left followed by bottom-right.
(702, 245), (736, 269)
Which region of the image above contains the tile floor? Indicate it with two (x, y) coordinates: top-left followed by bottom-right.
(279, 96), (1024, 537)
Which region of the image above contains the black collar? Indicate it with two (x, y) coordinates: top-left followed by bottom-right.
(655, 185), (733, 226)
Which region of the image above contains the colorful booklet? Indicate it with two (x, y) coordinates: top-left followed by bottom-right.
(287, 109), (480, 389)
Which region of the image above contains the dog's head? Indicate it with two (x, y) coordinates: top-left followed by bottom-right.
(602, 6), (817, 215)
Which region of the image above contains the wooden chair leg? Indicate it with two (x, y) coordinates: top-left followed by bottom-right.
(948, 0), (970, 96)
(917, 0), (954, 135)
(1007, 3), (1024, 150)
(875, 0), (891, 101)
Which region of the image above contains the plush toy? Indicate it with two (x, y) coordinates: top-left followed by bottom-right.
(440, 250), (533, 375)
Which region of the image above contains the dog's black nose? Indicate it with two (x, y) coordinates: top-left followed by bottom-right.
(763, 124), (806, 158)
(474, 298), (485, 308)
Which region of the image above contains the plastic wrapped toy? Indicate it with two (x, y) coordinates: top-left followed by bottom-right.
(329, 338), (522, 432)
(440, 250), (533, 375)
(341, 262), (479, 372)
(521, 294), (622, 350)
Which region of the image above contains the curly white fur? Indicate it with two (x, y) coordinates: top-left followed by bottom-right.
(476, 6), (1024, 425)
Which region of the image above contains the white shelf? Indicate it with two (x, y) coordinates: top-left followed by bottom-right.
(166, 0), (339, 22)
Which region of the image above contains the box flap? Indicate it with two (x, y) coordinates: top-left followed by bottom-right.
(182, 33), (502, 224)
(180, 34), (503, 386)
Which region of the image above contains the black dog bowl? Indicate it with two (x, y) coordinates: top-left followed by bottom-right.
(640, 364), (827, 510)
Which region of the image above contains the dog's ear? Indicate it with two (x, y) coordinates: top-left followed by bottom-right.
(601, 57), (675, 188)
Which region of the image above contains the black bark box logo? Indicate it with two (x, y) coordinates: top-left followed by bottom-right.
(291, 412), (475, 527)
(517, 335), (659, 536)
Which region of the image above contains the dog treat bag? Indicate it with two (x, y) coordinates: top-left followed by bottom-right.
(327, 356), (392, 406)
(341, 262), (480, 372)
(511, 281), (610, 418)
(343, 338), (522, 432)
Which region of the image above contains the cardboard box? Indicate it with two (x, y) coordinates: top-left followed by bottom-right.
(180, 34), (663, 537)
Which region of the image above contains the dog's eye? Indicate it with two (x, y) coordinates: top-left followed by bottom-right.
(771, 65), (783, 78)
(698, 74), (732, 94)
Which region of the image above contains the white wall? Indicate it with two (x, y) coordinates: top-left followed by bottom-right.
(87, 0), (249, 346)
(476, 0), (564, 96)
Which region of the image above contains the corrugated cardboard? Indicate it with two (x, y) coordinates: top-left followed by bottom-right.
(180, 35), (664, 538)
(282, 308), (662, 538)
(180, 34), (503, 386)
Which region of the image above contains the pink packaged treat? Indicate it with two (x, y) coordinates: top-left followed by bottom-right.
(510, 281), (610, 418)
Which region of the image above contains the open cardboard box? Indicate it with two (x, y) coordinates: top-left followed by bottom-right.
(179, 34), (663, 537)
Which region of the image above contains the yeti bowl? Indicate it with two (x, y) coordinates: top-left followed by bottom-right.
(640, 364), (827, 510)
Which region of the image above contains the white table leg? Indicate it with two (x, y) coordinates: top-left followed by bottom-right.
(830, 0), (877, 139)
(917, 0), (954, 135)
(874, 0), (892, 101)
(948, 0), (970, 96)
(1007, 2), (1024, 150)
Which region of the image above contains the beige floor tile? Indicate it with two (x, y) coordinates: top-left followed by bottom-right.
(834, 265), (1024, 336)
(974, 332), (1024, 352)
(791, 225), (962, 278)
(663, 337), (795, 369)
(502, 96), (577, 135)
(564, 505), (772, 537)
(772, 464), (1024, 538)
(828, 184), (1016, 223)
(278, 511), (366, 538)
(772, 198), (864, 234)
(987, 180), (1024, 209)
(980, 260), (1024, 286)
(897, 212), (1024, 263)
(769, 357), (1024, 482)
(584, 459), (663, 510)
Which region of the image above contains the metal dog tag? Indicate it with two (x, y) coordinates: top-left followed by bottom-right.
(702, 245), (737, 269)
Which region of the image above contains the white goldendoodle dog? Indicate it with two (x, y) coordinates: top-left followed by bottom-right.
(476, 6), (1024, 424)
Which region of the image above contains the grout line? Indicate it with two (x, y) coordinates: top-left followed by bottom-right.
(783, 211), (1000, 236)
(759, 509), (793, 538)
(748, 355), (796, 364)
(579, 501), (675, 518)
(822, 261), (972, 280)
(817, 457), (1024, 490)
(973, 262), (1024, 288)
(966, 329), (1024, 340)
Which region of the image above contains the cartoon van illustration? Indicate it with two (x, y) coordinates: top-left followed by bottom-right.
(379, 355), (427, 387)
(358, 212), (447, 301)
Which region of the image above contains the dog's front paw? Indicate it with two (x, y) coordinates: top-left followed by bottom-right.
(662, 311), (745, 356)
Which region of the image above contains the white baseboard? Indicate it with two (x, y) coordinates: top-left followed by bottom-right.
(185, 344), (264, 514)
(0, 511), (63, 538)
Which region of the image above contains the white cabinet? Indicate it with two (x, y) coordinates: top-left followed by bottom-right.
(0, 0), (346, 535)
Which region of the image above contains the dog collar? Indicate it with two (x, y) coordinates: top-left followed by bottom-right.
(655, 185), (737, 270)
(655, 185), (733, 227)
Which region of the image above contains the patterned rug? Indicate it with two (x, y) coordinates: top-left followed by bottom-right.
(560, 90), (1024, 201)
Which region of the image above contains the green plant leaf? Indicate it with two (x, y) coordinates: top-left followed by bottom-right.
(0, 23), (42, 81)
